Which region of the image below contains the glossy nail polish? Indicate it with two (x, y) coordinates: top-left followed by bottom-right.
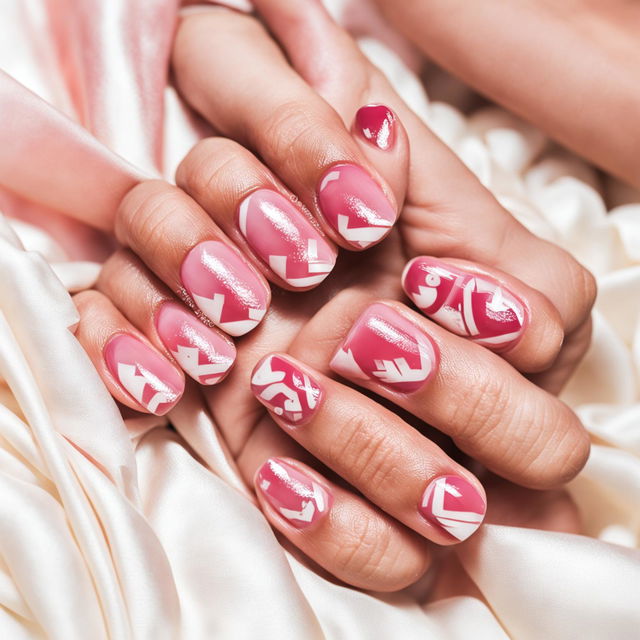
(317, 163), (397, 249)
(419, 475), (486, 541)
(256, 458), (332, 528)
(251, 354), (322, 425)
(180, 240), (270, 337)
(355, 104), (396, 151)
(403, 257), (526, 351)
(330, 303), (438, 393)
(155, 302), (236, 385)
(237, 189), (336, 288)
(104, 334), (184, 415)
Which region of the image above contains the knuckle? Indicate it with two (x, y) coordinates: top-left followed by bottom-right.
(333, 516), (393, 581)
(329, 412), (399, 493)
(257, 101), (339, 166)
(118, 182), (185, 255)
(177, 137), (247, 196)
(332, 516), (430, 590)
(446, 367), (509, 443)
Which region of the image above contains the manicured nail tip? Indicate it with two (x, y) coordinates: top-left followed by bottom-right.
(355, 104), (397, 151)
(402, 257), (526, 351)
(256, 458), (332, 529)
(104, 333), (184, 415)
(251, 354), (322, 425)
(155, 302), (236, 386)
(238, 189), (336, 288)
(180, 240), (270, 337)
(317, 163), (397, 249)
(330, 302), (439, 393)
(419, 475), (486, 542)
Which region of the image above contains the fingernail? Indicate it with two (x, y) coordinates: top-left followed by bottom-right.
(256, 458), (332, 529)
(237, 189), (336, 288)
(317, 163), (397, 249)
(104, 334), (184, 415)
(180, 240), (270, 337)
(330, 302), (438, 393)
(419, 475), (486, 541)
(402, 257), (526, 351)
(355, 104), (396, 151)
(155, 302), (236, 386)
(251, 354), (322, 425)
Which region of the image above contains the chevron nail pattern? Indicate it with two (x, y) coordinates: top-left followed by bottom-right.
(256, 458), (332, 529)
(104, 334), (184, 415)
(181, 240), (270, 337)
(419, 475), (486, 541)
(251, 354), (322, 424)
(155, 302), (236, 385)
(403, 257), (526, 351)
(330, 303), (439, 393)
(317, 163), (397, 249)
(238, 189), (336, 288)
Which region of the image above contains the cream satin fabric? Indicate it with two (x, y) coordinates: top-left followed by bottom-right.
(0, 1), (638, 638)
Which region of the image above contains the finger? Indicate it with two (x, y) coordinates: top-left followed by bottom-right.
(253, 0), (598, 336)
(115, 179), (270, 337)
(175, 137), (338, 290)
(97, 250), (236, 386)
(253, 455), (431, 592)
(402, 256), (564, 373)
(250, 353), (487, 545)
(73, 290), (184, 415)
(173, 9), (406, 251)
(288, 293), (590, 489)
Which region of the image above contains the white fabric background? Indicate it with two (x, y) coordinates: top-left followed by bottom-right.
(0, 1), (639, 638)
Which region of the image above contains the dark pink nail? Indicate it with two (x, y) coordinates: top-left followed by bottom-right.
(180, 240), (269, 337)
(419, 475), (486, 541)
(237, 189), (336, 288)
(355, 104), (396, 151)
(104, 334), (184, 415)
(155, 302), (236, 386)
(402, 257), (527, 351)
(317, 163), (397, 249)
(251, 354), (322, 425)
(256, 458), (332, 528)
(330, 303), (438, 393)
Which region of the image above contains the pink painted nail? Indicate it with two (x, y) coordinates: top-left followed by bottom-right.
(256, 458), (332, 529)
(402, 257), (527, 351)
(419, 475), (486, 541)
(317, 163), (397, 249)
(237, 189), (336, 288)
(330, 302), (438, 393)
(251, 354), (322, 425)
(155, 302), (236, 386)
(355, 104), (396, 151)
(180, 240), (270, 337)
(104, 334), (184, 415)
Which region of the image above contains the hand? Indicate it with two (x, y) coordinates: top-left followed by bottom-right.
(71, 2), (595, 592)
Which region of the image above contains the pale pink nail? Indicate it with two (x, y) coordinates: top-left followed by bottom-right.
(104, 334), (184, 415)
(330, 303), (438, 393)
(155, 302), (236, 386)
(256, 458), (332, 529)
(237, 189), (336, 288)
(251, 354), (322, 425)
(419, 475), (486, 541)
(402, 257), (527, 351)
(180, 240), (270, 337)
(317, 163), (397, 249)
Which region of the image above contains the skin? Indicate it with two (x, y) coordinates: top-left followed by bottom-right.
(373, 0), (640, 188)
(72, 4), (596, 591)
